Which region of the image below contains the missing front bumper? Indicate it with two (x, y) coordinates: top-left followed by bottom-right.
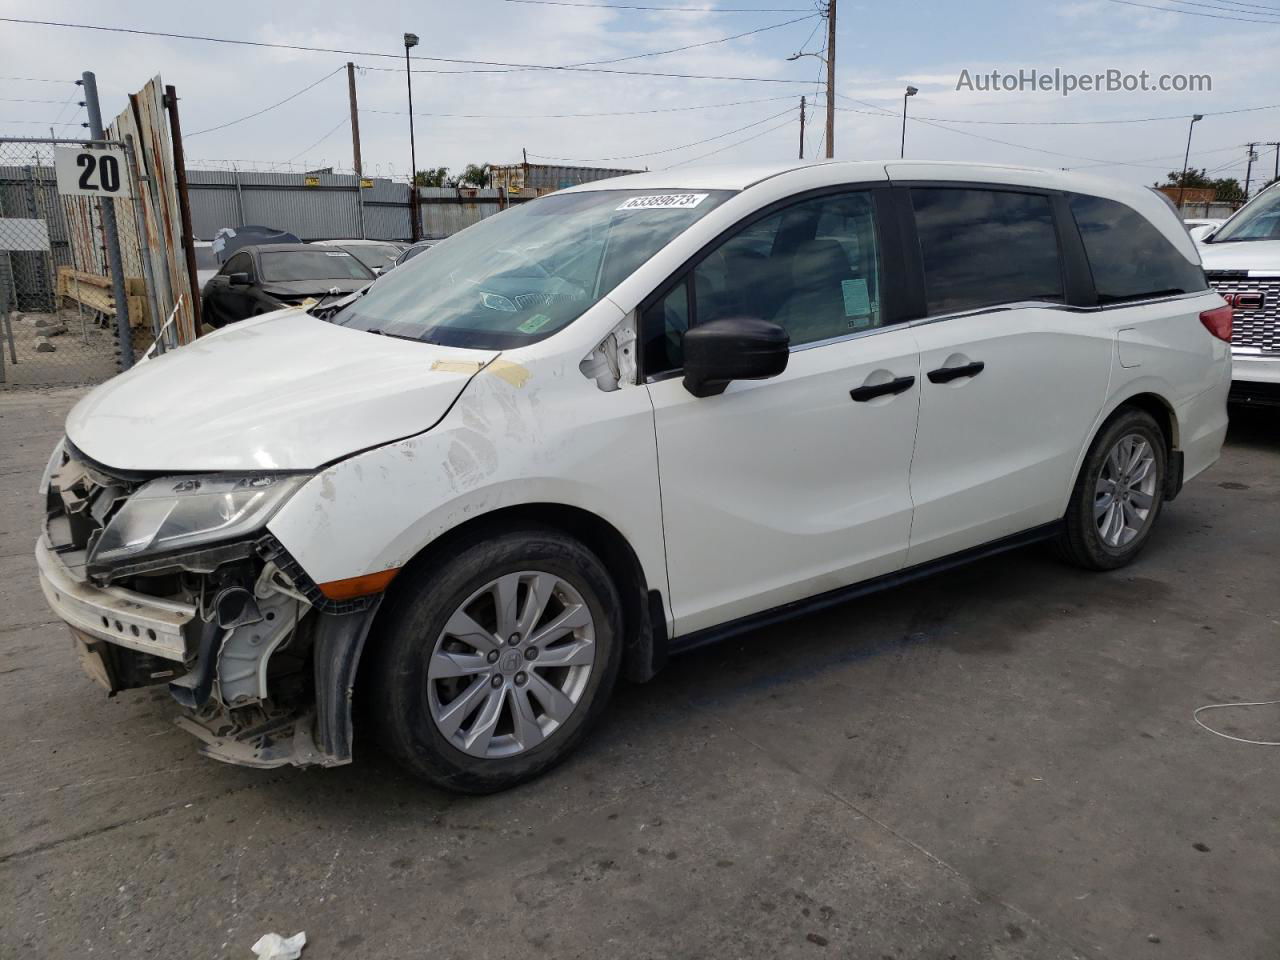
(36, 538), (195, 661)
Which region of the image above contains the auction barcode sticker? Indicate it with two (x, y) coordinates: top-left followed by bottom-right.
(616, 193), (708, 211)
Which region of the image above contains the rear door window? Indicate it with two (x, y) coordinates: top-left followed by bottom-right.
(911, 188), (1063, 315)
(1068, 193), (1207, 303)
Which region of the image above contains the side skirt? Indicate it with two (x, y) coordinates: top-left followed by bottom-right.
(668, 521), (1063, 657)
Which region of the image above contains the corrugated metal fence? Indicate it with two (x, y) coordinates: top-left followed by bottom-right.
(187, 171), (414, 241)
(185, 165), (640, 242)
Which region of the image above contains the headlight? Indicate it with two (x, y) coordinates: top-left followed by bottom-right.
(480, 291), (517, 312)
(89, 473), (310, 566)
(38, 438), (68, 495)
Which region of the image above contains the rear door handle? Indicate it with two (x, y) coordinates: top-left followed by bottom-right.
(927, 360), (985, 384)
(849, 375), (916, 402)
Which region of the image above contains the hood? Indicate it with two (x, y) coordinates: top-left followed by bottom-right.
(260, 278), (372, 300)
(1198, 239), (1280, 274)
(66, 309), (497, 472)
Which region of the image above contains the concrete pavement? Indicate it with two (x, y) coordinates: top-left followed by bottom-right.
(2, 387), (1277, 959)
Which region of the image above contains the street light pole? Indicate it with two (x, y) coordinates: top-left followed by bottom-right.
(900, 85), (917, 159)
(404, 32), (420, 242)
(1176, 113), (1203, 212)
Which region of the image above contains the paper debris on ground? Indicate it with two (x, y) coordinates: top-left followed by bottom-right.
(251, 931), (306, 959)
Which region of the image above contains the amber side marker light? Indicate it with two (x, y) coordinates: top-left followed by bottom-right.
(317, 568), (401, 601)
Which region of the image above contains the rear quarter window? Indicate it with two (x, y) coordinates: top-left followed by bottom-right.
(911, 188), (1063, 315)
(1068, 194), (1207, 303)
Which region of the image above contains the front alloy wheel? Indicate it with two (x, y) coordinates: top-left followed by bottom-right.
(370, 528), (622, 793)
(428, 572), (596, 759)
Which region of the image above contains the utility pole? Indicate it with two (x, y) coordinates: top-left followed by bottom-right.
(404, 33), (420, 242)
(81, 71), (133, 370)
(824, 0), (836, 159)
(346, 62), (362, 178)
(1244, 141), (1258, 200)
(1268, 141), (1280, 184)
(799, 96), (806, 160)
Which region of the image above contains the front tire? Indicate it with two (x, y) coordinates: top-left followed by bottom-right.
(1057, 408), (1167, 571)
(370, 528), (623, 793)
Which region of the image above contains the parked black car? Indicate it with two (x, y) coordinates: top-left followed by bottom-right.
(201, 243), (376, 328)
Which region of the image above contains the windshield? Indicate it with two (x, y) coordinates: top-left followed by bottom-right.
(1211, 187), (1280, 242)
(194, 246), (219, 270)
(336, 243), (403, 271)
(333, 189), (732, 349)
(260, 249), (375, 283)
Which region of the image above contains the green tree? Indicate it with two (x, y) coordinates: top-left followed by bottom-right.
(1153, 168), (1244, 202)
(458, 163), (491, 188)
(413, 167), (451, 187)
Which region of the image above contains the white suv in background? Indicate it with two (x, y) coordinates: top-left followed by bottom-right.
(37, 161), (1230, 793)
(1199, 180), (1280, 406)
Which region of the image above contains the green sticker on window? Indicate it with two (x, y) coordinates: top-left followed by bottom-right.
(517, 313), (554, 334)
(841, 278), (871, 321)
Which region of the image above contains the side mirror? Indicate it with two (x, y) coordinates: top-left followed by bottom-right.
(682, 316), (789, 398)
(227, 272), (251, 286)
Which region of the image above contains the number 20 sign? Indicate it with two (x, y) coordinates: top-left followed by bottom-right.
(54, 146), (132, 198)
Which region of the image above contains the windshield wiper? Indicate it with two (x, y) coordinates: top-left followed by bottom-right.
(308, 284), (371, 320)
(366, 328), (424, 342)
(1207, 236), (1277, 243)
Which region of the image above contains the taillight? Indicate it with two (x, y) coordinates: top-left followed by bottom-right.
(1199, 304), (1232, 342)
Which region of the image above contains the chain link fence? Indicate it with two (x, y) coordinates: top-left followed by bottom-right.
(0, 138), (149, 387)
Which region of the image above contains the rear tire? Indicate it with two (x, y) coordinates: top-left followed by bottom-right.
(1057, 407), (1167, 571)
(370, 527), (623, 794)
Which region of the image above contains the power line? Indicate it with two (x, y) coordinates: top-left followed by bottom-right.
(569, 13), (818, 66)
(185, 66), (344, 138)
(0, 17), (813, 84)
(1156, 0), (1280, 17)
(836, 91), (1280, 126)
(0, 97), (68, 103)
(286, 116), (350, 164)
(1202, 0), (1280, 10)
(666, 114), (794, 167)
(0, 118), (84, 126)
(0, 75), (75, 83)
(366, 62), (812, 83)
(834, 100), (1244, 169)
(529, 105), (794, 161)
(1106, 0), (1280, 23)
(360, 94), (795, 119)
(496, 0), (811, 10)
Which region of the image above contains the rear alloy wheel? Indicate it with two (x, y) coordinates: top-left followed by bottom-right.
(1057, 408), (1167, 571)
(371, 529), (622, 793)
(1094, 434), (1158, 550)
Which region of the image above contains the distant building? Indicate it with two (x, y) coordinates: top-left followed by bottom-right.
(490, 162), (641, 196)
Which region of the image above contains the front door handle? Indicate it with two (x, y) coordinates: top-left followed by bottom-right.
(927, 360), (985, 384)
(849, 375), (916, 402)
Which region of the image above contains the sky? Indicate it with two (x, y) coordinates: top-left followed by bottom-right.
(2, 0), (1280, 190)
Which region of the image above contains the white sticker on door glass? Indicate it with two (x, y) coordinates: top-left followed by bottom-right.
(616, 193), (708, 211)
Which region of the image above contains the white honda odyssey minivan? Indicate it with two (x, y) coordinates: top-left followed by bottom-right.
(37, 161), (1231, 792)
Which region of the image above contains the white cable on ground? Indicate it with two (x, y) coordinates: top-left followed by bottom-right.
(1192, 700), (1280, 746)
